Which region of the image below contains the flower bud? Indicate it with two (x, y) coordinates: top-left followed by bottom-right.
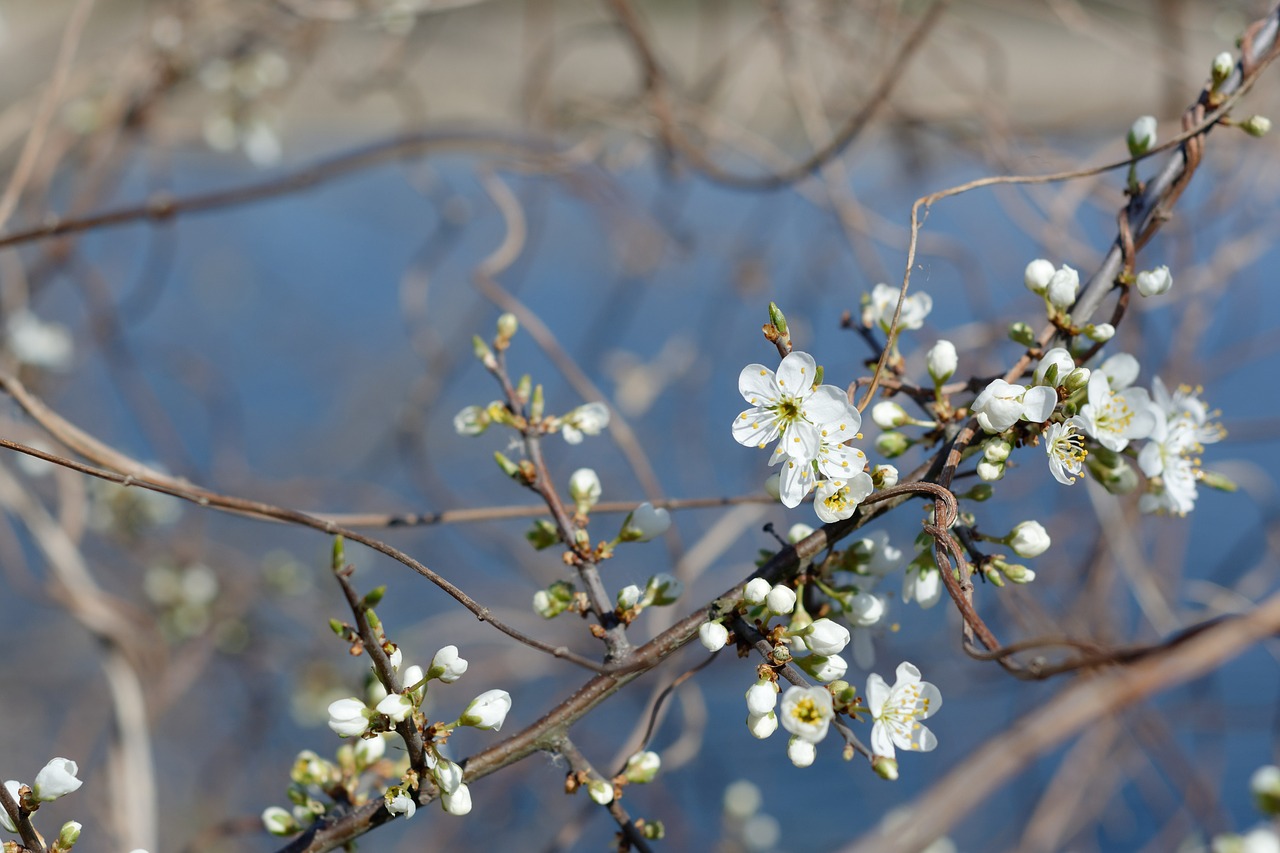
(1008, 322), (1035, 346)
(804, 618), (851, 656)
(385, 789), (415, 819)
(746, 711), (778, 739)
(926, 340), (957, 384)
(1046, 265), (1080, 309)
(432, 759), (464, 794)
(1034, 348), (1075, 387)
(786, 736), (816, 768)
(55, 820), (82, 850)
(429, 645), (469, 683)
(353, 735), (386, 768)
(262, 807), (299, 836)
(619, 503), (670, 542)
(587, 778), (615, 805)
(766, 585), (797, 615)
(983, 439), (1012, 464)
(533, 589), (566, 619)
(1136, 265), (1172, 297)
(871, 401), (910, 430)
(1242, 115), (1272, 137)
(1085, 323), (1115, 343)
(568, 468), (602, 513)
(798, 653), (848, 683)
(1008, 520), (1051, 558)
(785, 524), (814, 545)
(442, 783), (472, 816)
(976, 460), (1005, 481)
(327, 698), (371, 738)
(745, 679), (778, 716)
(0, 781), (19, 833)
(1128, 115), (1157, 156)
(1212, 51), (1234, 87)
(872, 755), (899, 780)
(376, 692), (414, 723)
(525, 519), (559, 550)
(698, 621), (729, 651)
(743, 578), (772, 605)
(999, 561), (1035, 584)
(1024, 259), (1055, 294)
(496, 312), (518, 341)
(624, 751), (661, 785)
(617, 584), (642, 611)
(33, 758), (82, 802)
(1252, 765), (1280, 816)
(453, 405), (490, 436)
(1064, 367), (1092, 393)
(962, 483), (993, 502)
(471, 335), (496, 368)
(875, 431), (912, 458)
(644, 573), (683, 606)
(849, 592), (886, 627)
(1201, 470), (1238, 493)
(459, 689), (512, 731)
(872, 464), (899, 489)
(763, 473), (781, 501)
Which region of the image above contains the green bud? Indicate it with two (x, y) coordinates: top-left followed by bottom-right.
(363, 586), (385, 608)
(1242, 115), (1272, 137)
(329, 618), (346, 637)
(365, 609), (381, 631)
(768, 302), (789, 337)
(493, 451), (522, 479)
(872, 755), (899, 780)
(262, 806), (299, 837)
(1064, 367), (1092, 394)
(875, 431), (912, 458)
(641, 820), (666, 840)
(548, 579), (576, 602)
(530, 384), (545, 421)
(1008, 322), (1036, 346)
(515, 374), (532, 405)
(496, 312), (518, 341)
(1252, 766), (1280, 816)
(644, 573), (683, 607)
(999, 561), (1035, 584)
(331, 535), (345, 571)
(984, 566), (1006, 587)
(1212, 51), (1234, 87)
(961, 483), (993, 502)
(525, 519), (560, 550)
(54, 821), (81, 851)
(472, 335), (496, 368)
(1201, 470), (1238, 492)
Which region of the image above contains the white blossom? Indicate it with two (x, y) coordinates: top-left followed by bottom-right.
(453, 405), (489, 436)
(262, 807), (297, 836)
(746, 711), (778, 739)
(568, 468), (602, 512)
(0, 780), (20, 833)
(863, 283), (933, 333)
(32, 758), (81, 802)
(442, 783), (472, 816)
(6, 311), (73, 371)
(1024, 259), (1056, 294)
(778, 685), (834, 744)
(1128, 115), (1157, 154)
(560, 402), (610, 444)
(327, 698), (371, 738)
(386, 790), (416, 819)
(430, 645), (469, 683)
(927, 340), (957, 384)
(873, 464), (899, 489)
(1136, 265), (1172, 297)
(376, 692), (414, 723)
(1045, 417), (1088, 485)
(970, 379), (1057, 433)
(617, 584), (641, 610)
(699, 621), (729, 651)
(804, 618), (850, 656)
(746, 679), (779, 717)
(1046, 265), (1080, 309)
(814, 475), (874, 524)
(804, 653), (848, 683)
(587, 778), (615, 805)
(787, 523), (815, 544)
(903, 567), (942, 609)
(459, 689), (512, 731)
(1034, 348), (1075, 386)
(1077, 371), (1155, 452)
(766, 585), (797, 616)
(867, 662), (942, 759)
(624, 751), (661, 784)
(872, 401), (910, 429)
(733, 351), (855, 463)
(354, 736), (386, 767)
(786, 736), (817, 768)
(743, 578), (772, 605)
(1008, 521), (1051, 558)
(620, 503), (670, 542)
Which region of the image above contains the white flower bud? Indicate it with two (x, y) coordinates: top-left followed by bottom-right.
(1008, 520), (1051, 558)
(1024, 259), (1055, 294)
(560, 402), (609, 444)
(402, 665), (425, 692)
(0, 780), (19, 833)
(1212, 51), (1234, 85)
(430, 645), (469, 683)
(57, 820), (82, 848)
(587, 778), (615, 805)
(872, 464), (899, 489)
(763, 473), (781, 501)
(617, 584), (641, 610)
(432, 759), (464, 794)
(386, 790), (415, 819)
(746, 679), (778, 716)
(1034, 347), (1075, 387)
(1004, 564), (1036, 584)
(1128, 115), (1157, 155)
(786, 523), (814, 544)
(568, 468), (602, 513)
(872, 755), (899, 780)
(1046, 265), (1080, 309)
(803, 653), (848, 683)
(904, 567), (942, 609)
(766, 585), (797, 615)
(849, 592), (886, 627)
(453, 405), (490, 436)
(743, 578), (772, 605)
(786, 736), (817, 768)
(624, 751), (661, 784)
(699, 621), (729, 652)
(620, 502), (670, 542)
(746, 711), (778, 739)
(442, 783), (472, 816)
(1136, 265), (1172, 297)
(459, 688), (512, 731)
(376, 692), (414, 723)
(804, 618), (851, 656)
(1243, 115), (1273, 137)
(1252, 765), (1280, 815)
(926, 340), (957, 384)
(33, 757), (82, 802)
(871, 401), (910, 429)
(353, 735), (386, 767)
(976, 459), (1005, 481)
(327, 698), (371, 738)
(644, 573), (683, 606)
(1086, 323), (1116, 343)
(983, 439), (1012, 464)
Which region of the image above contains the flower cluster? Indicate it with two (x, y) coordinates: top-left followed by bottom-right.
(732, 350), (874, 523)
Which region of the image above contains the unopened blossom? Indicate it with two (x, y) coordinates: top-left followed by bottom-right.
(1024, 259), (1056, 294)
(786, 736), (817, 768)
(587, 778), (615, 805)
(1008, 521), (1051, 558)
(743, 578), (771, 605)
(624, 751), (661, 784)
(766, 584), (797, 616)
(386, 790), (416, 819)
(1034, 348), (1075, 387)
(620, 503), (670, 542)
(814, 475), (874, 524)
(430, 645), (469, 683)
(733, 351), (855, 463)
(1243, 115), (1273, 137)
(1045, 265), (1080, 309)
(568, 468), (602, 512)
(644, 573), (683, 606)
(746, 679), (779, 717)
(787, 523), (815, 544)
(927, 340), (957, 384)
(801, 653), (848, 683)
(848, 592), (888, 669)
(1045, 417), (1088, 485)
(442, 783), (472, 816)
(453, 405), (490, 436)
(1077, 372), (1155, 452)
(432, 758), (464, 794)
(747, 711), (778, 739)
(804, 618), (850, 656)
(1086, 323), (1116, 342)
(872, 401), (910, 429)
(863, 283), (933, 333)
(1136, 265), (1172, 297)
(459, 689), (512, 731)
(33, 757), (82, 802)
(976, 459), (1005, 481)
(376, 692), (414, 723)
(1, 780), (21, 833)
(847, 530), (902, 576)
(867, 662), (942, 759)
(779, 685), (834, 744)
(6, 311), (74, 371)
(1252, 765), (1280, 815)
(699, 621), (729, 652)
(327, 698), (371, 738)
(971, 379), (1057, 433)
(1212, 51), (1234, 84)
(1128, 115), (1157, 155)
(983, 439), (1012, 463)
(560, 402), (610, 444)
(903, 567), (942, 609)
(263, 806), (298, 836)
(354, 736), (386, 768)
(617, 584), (641, 610)
(56, 821), (81, 849)
(401, 665), (425, 694)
